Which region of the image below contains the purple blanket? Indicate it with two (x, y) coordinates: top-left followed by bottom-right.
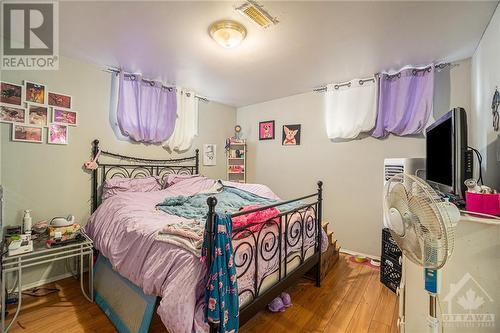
(85, 177), (318, 333)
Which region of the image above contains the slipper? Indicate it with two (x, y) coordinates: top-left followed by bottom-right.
(267, 296), (285, 312)
(280, 292), (292, 308)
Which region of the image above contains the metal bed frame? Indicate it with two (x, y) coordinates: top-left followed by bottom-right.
(90, 139), (323, 332)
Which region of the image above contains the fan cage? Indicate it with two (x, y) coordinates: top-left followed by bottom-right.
(383, 173), (456, 269)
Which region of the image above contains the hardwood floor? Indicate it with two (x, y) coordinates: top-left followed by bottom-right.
(5, 254), (398, 333)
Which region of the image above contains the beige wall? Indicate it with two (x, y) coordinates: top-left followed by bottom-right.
(237, 59), (471, 256)
(0, 56), (236, 286)
(471, 4), (500, 190)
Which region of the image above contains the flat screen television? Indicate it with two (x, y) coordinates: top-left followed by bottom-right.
(426, 107), (471, 198)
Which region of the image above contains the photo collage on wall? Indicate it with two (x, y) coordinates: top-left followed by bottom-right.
(1, 80), (77, 145)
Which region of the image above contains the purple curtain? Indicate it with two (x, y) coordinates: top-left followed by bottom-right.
(371, 66), (434, 138)
(117, 72), (177, 143)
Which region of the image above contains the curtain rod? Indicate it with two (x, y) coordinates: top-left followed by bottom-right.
(103, 67), (210, 103)
(312, 62), (459, 93)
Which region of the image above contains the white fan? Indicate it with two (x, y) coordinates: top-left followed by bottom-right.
(383, 173), (460, 333)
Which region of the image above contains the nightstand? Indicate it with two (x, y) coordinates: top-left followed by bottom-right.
(1, 231), (94, 333)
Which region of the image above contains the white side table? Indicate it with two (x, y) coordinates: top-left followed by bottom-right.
(1, 232), (94, 333)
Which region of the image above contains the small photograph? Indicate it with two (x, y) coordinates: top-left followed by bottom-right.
(48, 92), (72, 109)
(282, 124), (301, 146)
(0, 105), (26, 123)
(52, 108), (77, 126)
(259, 120), (275, 140)
(203, 144), (217, 166)
(12, 124), (43, 143)
(28, 105), (49, 126)
(1, 82), (22, 106)
(48, 123), (68, 145)
(24, 81), (46, 105)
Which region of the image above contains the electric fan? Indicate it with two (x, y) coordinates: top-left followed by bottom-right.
(383, 173), (460, 333)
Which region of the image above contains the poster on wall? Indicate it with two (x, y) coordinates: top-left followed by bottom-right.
(12, 124), (43, 143)
(1, 82), (22, 106)
(48, 123), (69, 145)
(0, 105), (26, 123)
(259, 120), (275, 140)
(28, 105), (49, 126)
(52, 108), (78, 126)
(203, 144), (216, 166)
(282, 124), (301, 146)
(24, 81), (46, 106)
(48, 92), (72, 109)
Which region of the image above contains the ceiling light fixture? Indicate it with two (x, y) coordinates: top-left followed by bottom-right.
(209, 20), (247, 49)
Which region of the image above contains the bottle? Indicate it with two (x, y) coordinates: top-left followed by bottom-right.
(23, 210), (32, 235)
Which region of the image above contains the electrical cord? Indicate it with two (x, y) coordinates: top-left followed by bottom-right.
(467, 146), (483, 185)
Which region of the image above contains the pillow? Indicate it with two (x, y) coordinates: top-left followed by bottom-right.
(102, 176), (162, 200)
(163, 174), (201, 188)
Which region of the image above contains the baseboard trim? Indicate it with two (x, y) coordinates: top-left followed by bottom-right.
(340, 248), (381, 261)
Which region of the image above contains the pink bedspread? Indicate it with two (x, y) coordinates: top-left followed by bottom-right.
(85, 177), (292, 333)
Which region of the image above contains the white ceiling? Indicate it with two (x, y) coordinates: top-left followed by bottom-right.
(59, 1), (499, 107)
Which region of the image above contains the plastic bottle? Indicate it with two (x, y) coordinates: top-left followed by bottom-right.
(23, 210), (32, 234)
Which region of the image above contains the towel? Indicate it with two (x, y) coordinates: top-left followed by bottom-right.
(202, 213), (239, 333)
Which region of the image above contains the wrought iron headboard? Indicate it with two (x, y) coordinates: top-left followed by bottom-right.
(91, 139), (199, 213)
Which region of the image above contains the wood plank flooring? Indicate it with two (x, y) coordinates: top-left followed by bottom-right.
(5, 254), (398, 333)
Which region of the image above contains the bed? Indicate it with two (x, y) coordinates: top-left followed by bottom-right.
(86, 139), (323, 333)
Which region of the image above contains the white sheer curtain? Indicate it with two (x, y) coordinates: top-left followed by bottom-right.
(163, 88), (199, 151)
(324, 77), (377, 140)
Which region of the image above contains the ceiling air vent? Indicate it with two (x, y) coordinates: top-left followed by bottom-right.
(235, 0), (278, 29)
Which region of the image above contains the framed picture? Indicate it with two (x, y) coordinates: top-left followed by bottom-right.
(0, 105), (26, 123)
(52, 108), (77, 126)
(48, 92), (72, 109)
(48, 123), (69, 145)
(1, 82), (22, 106)
(282, 124), (301, 146)
(203, 144), (216, 166)
(259, 120), (275, 140)
(24, 81), (46, 106)
(12, 124), (43, 143)
(28, 105), (49, 126)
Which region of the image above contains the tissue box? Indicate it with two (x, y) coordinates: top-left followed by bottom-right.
(465, 192), (500, 216)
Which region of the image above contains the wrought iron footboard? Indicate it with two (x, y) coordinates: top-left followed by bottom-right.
(205, 181), (323, 331)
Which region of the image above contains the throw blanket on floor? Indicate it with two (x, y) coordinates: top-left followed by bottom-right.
(202, 213), (239, 333)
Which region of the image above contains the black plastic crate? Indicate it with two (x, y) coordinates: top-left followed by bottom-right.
(382, 228), (402, 261)
(380, 228), (402, 293)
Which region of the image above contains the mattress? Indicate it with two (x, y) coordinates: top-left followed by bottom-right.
(85, 176), (317, 333)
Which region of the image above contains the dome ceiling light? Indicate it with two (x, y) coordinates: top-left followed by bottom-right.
(209, 20), (247, 49)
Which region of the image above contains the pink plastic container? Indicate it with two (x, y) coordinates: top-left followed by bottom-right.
(465, 191), (500, 216)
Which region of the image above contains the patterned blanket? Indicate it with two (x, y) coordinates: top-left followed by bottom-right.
(155, 185), (300, 255)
